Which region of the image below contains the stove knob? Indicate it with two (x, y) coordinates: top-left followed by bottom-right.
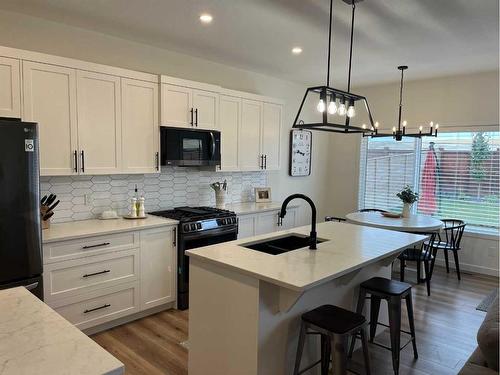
(221, 218), (226, 225)
(183, 224), (190, 232)
(196, 223), (202, 229)
(190, 223), (196, 231)
(232, 217), (237, 224)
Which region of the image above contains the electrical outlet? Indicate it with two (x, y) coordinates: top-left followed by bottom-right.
(84, 194), (93, 206)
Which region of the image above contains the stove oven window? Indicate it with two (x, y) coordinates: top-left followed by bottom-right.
(182, 138), (203, 160)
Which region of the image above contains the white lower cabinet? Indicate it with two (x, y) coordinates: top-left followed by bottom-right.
(140, 227), (176, 309)
(237, 208), (298, 239)
(43, 224), (177, 331)
(52, 282), (139, 331)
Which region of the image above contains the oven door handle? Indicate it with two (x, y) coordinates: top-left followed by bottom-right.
(181, 226), (238, 241)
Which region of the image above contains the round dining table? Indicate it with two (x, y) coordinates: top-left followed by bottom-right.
(345, 211), (443, 233)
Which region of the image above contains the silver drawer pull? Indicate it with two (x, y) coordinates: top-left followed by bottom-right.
(83, 303), (111, 314)
(82, 270), (111, 278)
(82, 242), (110, 250)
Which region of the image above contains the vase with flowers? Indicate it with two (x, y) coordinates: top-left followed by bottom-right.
(397, 185), (419, 218)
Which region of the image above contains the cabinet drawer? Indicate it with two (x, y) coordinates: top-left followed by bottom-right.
(43, 231), (139, 263)
(44, 249), (139, 301)
(52, 282), (139, 330)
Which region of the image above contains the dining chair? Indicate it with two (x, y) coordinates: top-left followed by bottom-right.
(429, 219), (466, 280)
(398, 233), (438, 296)
(359, 208), (388, 213)
(325, 216), (346, 222)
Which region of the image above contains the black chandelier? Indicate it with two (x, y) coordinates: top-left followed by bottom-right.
(292, 0), (375, 134)
(364, 65), (439, 141)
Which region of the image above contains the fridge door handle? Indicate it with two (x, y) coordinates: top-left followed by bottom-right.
(24, 282), (39, 291)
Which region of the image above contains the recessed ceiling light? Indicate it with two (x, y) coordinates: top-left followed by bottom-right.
(199, 13), (213, 24)
(292, 47), (303, 55)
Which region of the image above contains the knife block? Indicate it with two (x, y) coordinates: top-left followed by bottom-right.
(41, 206), (51, 230)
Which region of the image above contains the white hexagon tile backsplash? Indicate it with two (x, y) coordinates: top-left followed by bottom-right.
(40, 167), (267, 223)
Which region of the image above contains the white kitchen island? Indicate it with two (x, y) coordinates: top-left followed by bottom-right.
(186, 221), (427, 375)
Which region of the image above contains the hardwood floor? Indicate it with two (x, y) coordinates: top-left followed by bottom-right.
(91, 266), (498, 375)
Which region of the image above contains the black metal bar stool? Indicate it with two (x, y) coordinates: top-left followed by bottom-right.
(294, 304), (371, 375)
(349, 277), (417, 375)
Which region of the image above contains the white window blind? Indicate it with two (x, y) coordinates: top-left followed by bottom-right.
(359, 131), (500, 234)
(418, 132), (500, 232)
(359, 137), (419, 212)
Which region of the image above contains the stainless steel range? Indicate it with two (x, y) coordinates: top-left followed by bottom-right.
(150, 206), (238, 310)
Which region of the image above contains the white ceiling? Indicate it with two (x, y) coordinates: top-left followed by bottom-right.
(1, 0), (498, 86)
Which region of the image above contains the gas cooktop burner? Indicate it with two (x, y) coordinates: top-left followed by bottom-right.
(150, 206), (236, 225)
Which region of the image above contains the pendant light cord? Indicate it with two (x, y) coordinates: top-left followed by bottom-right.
(326, 0), (333, 86)
(398, 68), (405, 131)
(347, 1), (356, 92)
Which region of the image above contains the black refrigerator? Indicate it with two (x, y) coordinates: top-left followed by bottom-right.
(0, 118), (43, 299)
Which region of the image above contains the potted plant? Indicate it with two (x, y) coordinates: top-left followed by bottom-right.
(397, 185), (419, 218)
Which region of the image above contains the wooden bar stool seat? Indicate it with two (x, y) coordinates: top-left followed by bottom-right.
(294, 304), (371, 375)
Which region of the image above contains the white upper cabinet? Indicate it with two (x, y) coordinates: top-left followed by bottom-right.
(77, 70), (122, 175)
(0, 57), (20, 118)
(192, 89), (218, 130)
(239, 99), (263, 171)
(121, 78), (159, 174)
(161, 84), (192, 128)
(219, 95), (240, 171)
(160, 76), (219, 130)
(261, 103), (282, 170)
(140, 227), (176, 309)
(22, 61), (78, 176)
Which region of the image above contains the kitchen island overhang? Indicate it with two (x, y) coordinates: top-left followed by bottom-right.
(187, 221), (427, 375)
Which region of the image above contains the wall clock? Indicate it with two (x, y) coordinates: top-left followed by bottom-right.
(289, 129), (312, 176)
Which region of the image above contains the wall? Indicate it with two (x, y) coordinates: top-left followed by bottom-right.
(0, 9), (332, 226)
(328, 71), (499, 276)
(40, 169), (266, 223)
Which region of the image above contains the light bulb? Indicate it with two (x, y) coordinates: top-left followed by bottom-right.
(392, 126), (396, 132)
(347, 105), (355, 118)
(338, 102), (347, 116)
(362, 124), (366, 129)
(435, 123), (439, 129)
(430, 121), (434, 127)
(375, 122), (379, 128)
(317, 99), (326, 113)
(419, 125), (423, 132)
(328, 100), (338, 114)
(402, 120), (407, 127)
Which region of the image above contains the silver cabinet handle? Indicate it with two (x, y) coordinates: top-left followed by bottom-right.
(84, 304), (111, 314)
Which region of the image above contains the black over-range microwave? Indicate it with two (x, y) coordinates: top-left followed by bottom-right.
(160, 127), (221, 167)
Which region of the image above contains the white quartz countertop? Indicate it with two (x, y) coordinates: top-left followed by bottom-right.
(221, 202), (299, 215)
(187, 222), (427, 291)
(42, 216), (178, 243)
(0, 287), (123, 375)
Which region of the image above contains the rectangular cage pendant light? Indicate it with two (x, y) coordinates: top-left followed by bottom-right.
(293, 0), (374, 134)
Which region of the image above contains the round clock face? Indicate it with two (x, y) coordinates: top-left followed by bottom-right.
(290, 130), (311, 176)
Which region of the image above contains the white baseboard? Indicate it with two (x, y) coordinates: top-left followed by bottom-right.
(433, 259), (499, 277)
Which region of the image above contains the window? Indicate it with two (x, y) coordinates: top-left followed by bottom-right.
(359, 131), (500, 234)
